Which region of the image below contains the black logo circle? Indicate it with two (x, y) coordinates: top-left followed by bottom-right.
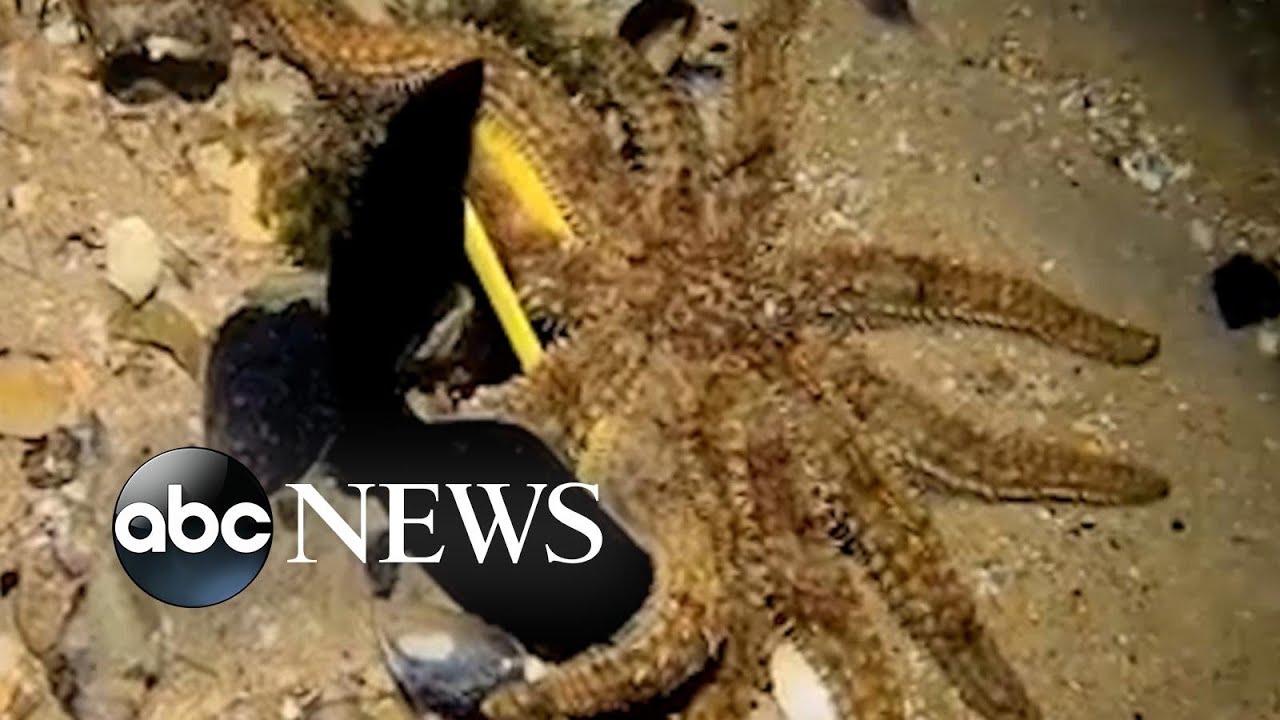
(112, 447), (273, 608)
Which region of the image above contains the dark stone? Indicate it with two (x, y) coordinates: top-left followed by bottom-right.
(76, 0), (232, 104)
(618, 0), (697, 48)
(1210, 253), (1280, 329)
(203, 299), (341, 495)
(0, 570), (18, 597)
(858, 0), (916, 24)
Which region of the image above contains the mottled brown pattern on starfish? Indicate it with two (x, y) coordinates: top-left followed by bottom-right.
(787, 331), (1170, 504)
(781, 360), (1044, 719)
(578, 35), (713, 228)
(760, 243), (1160, 365)
(472, 356), (732, 720)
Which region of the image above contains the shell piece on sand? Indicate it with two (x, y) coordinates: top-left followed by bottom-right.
(378, 604), (529, 719)
(0, 352), (74, 439)
(770, 641), (838, 720)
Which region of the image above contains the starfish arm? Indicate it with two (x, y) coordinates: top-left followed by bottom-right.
(724, 0), (811, 177)
(714, 375), (906, 720)
(480, 508), (722, 719)
(784, 562), (906, 720)
(502, 239), (638, 334)
(766, 244), (1160, 365)
(477, 375), (728, 718)
(680, 683), (768, 719)
(716, 0), (814, 244)
(672, 608), (777, 719)
(770, 459), (905, 719)
(808, 450), (1041, 720)
(777, 361), (1041, 720)
(789, 337), (1170, 504)
(578, 36), (712, 227)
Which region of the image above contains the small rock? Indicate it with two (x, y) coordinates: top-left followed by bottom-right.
(379, 605), (529, 719)
(6, 182), (40, 217)
(20, 414), (103, 489)
(191, 142), (235, 188)
(1257, 324), (1280, 358)
(1119, 148), (1170, 193)
(1210, 253), (1280, 329)
(827, 54), (853, 81)
(857, 0), (915, 23)
(108, 297), (206, 377)
(227, 158), (276, 244)
(41, 15), (82, 46)
(22, 428), (83, 488)
(0, 353), (73, 439)
(105, 216), (164, 304)
(893, 130), (913, 156)
(1188, 218), (1215, 253)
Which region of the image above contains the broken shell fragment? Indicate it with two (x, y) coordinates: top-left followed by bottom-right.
(770, 642), (838, 720)
(378, 606), (530, 719)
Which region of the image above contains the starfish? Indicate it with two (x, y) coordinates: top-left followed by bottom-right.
(72, 0), (1170, 717)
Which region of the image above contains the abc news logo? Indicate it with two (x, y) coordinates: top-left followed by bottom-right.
(114, 447), (603, 607)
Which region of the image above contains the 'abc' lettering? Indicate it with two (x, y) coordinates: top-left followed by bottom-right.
(114, 485), (272, 554)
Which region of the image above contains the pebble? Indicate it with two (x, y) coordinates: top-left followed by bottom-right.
(1119, 147), (1189, 193)
(1257, 324), (1280, 358)
(107, 297), (205, 377)
(893, 130), (913, 156)
(21, 426), (85, 488)
(41, 15), (81, 46)
(6, 181), (40, 217)
(104, 216), (164, 304)
(1188, 218), (1215, 253)
(227, 157), (276, 244)
(191, 142), (235, 188)
(1210, 253), (1280, 329)
(0, 353), (73, 439)
(379, 607), (529, 719)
